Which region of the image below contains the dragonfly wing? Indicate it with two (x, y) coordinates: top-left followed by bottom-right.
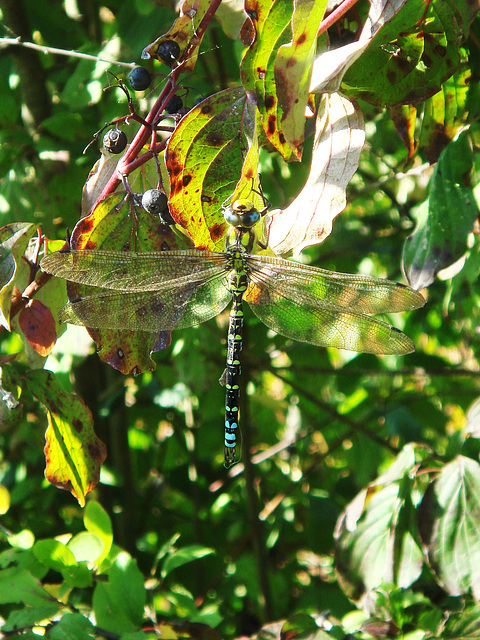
(245, 279), (415, 354)
(246, 254), (424, 313)
(59, 272), (232, 332)
(41, 249), (227, 291)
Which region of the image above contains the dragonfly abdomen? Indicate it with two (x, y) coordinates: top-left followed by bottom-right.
(224, 270), (248, 467)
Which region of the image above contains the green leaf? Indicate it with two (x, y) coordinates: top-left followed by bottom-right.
(26, 369), (107, 506)
(403, 129), (478, 289)
(335, 444), (428, 600)
(240, 0), (295, 159)
(343, 0), (462, 106)
(67, 192), (187, 375)
(3, 606), (63, 632)
(274, 0), (327, 158)
(93, 551), (145, 634)
(420, 455), (480, 598)
(0, 567), (58, 607)
(83, 500), (113, 564)
(161, 545), (215, 578)
(47, 613), (95, 640)
(34, 539), (77, 571)
(444, 602), (480, 639)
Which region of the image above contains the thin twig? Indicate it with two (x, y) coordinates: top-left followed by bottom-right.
(0, 36), (136, 68)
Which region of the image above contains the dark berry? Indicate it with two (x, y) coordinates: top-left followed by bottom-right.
(103, 129), (127, 154)
(128, 66), (152, 91)
(142, 189), (168, 215)
(156, 40), (181, 66)
(164, 95), (183, 114)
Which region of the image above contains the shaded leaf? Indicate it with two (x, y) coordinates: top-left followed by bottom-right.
(335, 444), (429, 601)
(403, 128), (478, 289)
(419, 455), (480, 598)
(310, 0), (410, 94)
(419, 67), (470, 163)
(0, 567), (58, 607)
(266, 93), (364, 256)
(443, 603), (480, 639)
(342, 0), (463, 106)
(161, 545), (215, 578)
(26, 369), (106, 506)
(47, 613), (95, 640)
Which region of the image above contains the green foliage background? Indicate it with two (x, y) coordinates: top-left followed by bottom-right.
(1, 1), (480, 639)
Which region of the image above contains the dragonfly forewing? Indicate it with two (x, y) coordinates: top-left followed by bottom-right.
(41, 249), (228, 291)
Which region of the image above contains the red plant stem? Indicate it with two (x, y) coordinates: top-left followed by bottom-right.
(318, 0), (361, 36)
(93, 0), (223, 212)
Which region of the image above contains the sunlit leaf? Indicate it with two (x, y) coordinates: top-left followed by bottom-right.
(161, 545), (215, 578)
(26, 369), (107, 506)
(274, 0), (327, 158)
(68, 192), (187, 374)
(335, 444), (430, 600)
(166, 87), (250, 249)
(93, 551), (145, 634)
(141, 0), (211, 71)
(240, 0), (296, 159)
(82, 500), (113, 564)
(266, 93), (365, 256)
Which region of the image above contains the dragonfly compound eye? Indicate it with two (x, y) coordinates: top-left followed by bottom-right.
(224, 199), (260, 228)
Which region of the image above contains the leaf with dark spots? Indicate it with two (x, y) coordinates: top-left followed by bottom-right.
(26, 369), (107, 506)
(165, 87), (248, 250)
(18, 299), (56, 357)
(342, 0), (463, 106)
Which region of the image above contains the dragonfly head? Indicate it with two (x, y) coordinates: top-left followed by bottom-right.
(223, 199), (261, 229)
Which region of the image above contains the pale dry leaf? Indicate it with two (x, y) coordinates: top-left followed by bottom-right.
(265, 93), (365, 256)
(310, 0), (410, 94)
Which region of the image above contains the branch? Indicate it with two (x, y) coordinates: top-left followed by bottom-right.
(0, 36), (136, 68)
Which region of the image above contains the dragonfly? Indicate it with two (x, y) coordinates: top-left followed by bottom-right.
(41, 198), (425, 467)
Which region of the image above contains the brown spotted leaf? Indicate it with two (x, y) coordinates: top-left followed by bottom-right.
(26, 369), (106, 506)
(18, 300), (56, 357)
(166, 87), (251, 250)
(274, 0), (327, 158)
(240, 0), (297, 160)
(342, 0), (464, 106)
(266, 93), (365, 256)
